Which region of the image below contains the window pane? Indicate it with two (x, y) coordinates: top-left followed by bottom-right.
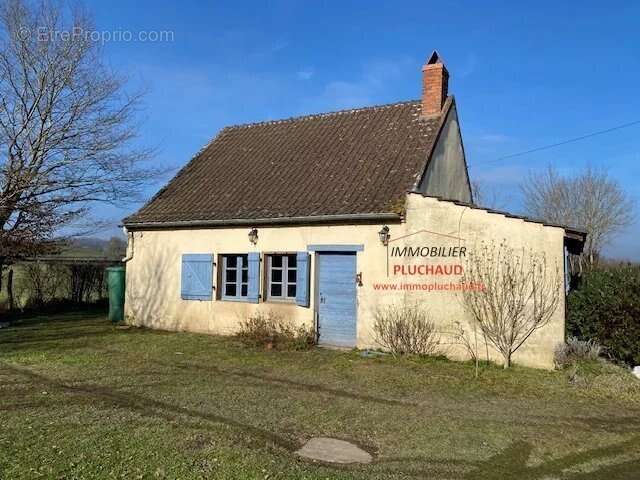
(287, 269), (296, 283)
(225, 283), (236, 297)
(271, 255), (283, 268)
(287, 284), (296, 298)
(226, 256), (238, 268)
(225, 268), (237, 283)
(271, 283), (282, 297)
(241, 284), (248, 297)
(272, 269), (282, 283)
(287, 254), (296, 268)
(241, 269), (248, 283)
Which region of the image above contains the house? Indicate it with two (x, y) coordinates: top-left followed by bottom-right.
(122, 51), (585, 369)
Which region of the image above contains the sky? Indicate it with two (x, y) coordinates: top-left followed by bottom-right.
(86, 0), (640, 260)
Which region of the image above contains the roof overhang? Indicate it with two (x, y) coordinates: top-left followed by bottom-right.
(122, 212), (402, 230)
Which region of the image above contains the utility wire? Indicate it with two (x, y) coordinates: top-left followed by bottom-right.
(469, 119), (640, 167)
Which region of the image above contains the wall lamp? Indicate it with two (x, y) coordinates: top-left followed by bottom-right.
(248, 227), (259, 245)
(378, 225), (390, 246)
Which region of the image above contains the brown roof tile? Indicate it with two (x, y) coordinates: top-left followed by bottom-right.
(124, 98), (449, 226)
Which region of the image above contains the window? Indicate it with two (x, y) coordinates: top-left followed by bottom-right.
(266, 254), (297, 301)
(222, 254), (249, 299)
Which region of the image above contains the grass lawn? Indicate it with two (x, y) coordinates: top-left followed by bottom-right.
(1, 312), (639, 479)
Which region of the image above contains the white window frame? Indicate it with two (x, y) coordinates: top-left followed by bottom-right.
(221, 254), (249, 301)
(266, 253), (297, 302)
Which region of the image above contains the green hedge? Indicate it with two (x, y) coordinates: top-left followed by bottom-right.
(567, 265), (640, 366)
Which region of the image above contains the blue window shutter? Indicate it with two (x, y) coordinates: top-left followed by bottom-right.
(181, 254), (213, 300)
(247, 252), (260, 303)
(296, 252), (310, 307)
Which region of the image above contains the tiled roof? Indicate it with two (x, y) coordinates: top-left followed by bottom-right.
(124, 98), (450, 226)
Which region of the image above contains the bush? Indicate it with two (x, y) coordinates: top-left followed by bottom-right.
(567, 265), (640, 366)
(373, 301), (440, 356)
(237, 311), (315, 351)
(21, 263), (67, 307)
(554, 336), (602, 369)
(562, 357), (640, 401)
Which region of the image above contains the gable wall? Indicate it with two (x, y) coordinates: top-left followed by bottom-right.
(418, 104), (472, 202)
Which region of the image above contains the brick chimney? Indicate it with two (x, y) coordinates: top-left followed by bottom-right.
(421, 51), (449, 117)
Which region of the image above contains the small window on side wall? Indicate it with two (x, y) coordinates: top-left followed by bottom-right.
(266, 253), (297, 302)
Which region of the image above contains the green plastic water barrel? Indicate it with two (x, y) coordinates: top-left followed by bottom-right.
(106, 266), (126, 323)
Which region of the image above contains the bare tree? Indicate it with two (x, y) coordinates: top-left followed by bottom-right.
(461, 240), (561, 368)
(0, 0), (158, 266)
(452, 320), (487, 378)
(471, 179), (509, 210)
(103, 235), (126, 259)
(521, 166), (634, 269)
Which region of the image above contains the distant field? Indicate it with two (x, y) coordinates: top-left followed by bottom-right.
(0, 311), (639, 479)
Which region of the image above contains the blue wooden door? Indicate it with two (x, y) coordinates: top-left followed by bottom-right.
(317, 253), (357, 347)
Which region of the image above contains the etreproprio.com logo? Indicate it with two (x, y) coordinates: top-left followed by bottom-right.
(17, 26), (175, 44)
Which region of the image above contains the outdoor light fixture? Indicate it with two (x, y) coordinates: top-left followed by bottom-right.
(378, 225), (390, 246)
(248, 227), (258, 245)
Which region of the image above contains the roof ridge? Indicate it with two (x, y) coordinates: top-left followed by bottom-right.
(222, 99), (422, 130)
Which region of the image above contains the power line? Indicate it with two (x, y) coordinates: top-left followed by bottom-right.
(469, 119), (640, 167)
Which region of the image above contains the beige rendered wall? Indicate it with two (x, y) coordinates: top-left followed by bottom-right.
(385, 194), (567, 369)
(124, 223), (386, 338)
(125, 194), (566, 369)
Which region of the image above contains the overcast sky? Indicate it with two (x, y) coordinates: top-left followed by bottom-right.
(87, 0), (640, 260)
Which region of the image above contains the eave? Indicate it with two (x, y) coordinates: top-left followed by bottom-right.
(122, 212), (402, 230)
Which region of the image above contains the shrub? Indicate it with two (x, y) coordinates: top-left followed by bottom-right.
(373, 301), (440, 356)
(567, 265), (640, 366)
(237, 311), (315, 351)
(554, 336), (602, 369)
(21, 263), (67, 307)
(561, 356), (640, 401)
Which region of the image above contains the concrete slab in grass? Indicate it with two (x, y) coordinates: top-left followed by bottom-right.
(295, 437), (373, 464)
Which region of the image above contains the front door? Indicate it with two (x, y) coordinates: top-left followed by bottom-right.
(317, 253), (357, 347)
